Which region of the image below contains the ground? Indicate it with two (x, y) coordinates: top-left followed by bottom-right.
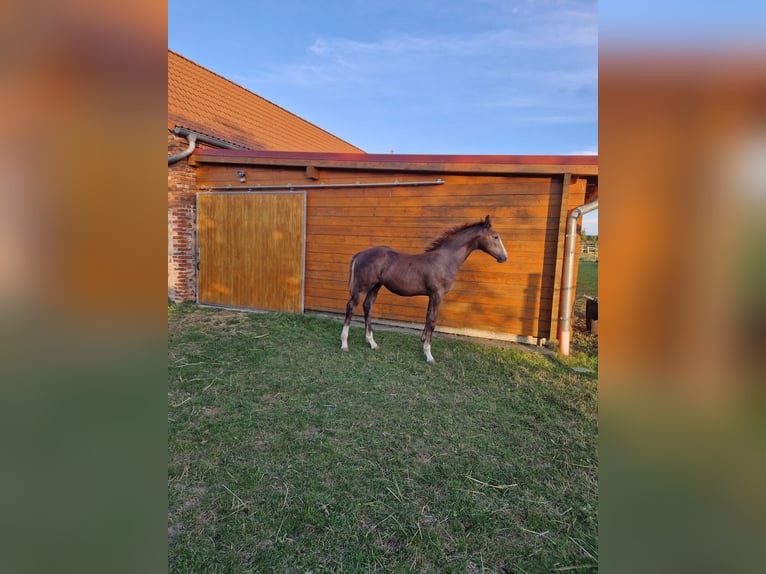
(167, 260), (598, 572)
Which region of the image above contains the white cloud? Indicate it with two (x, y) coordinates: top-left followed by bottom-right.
(239, 0), (596, 106)
(229, 0), (597, 151)
(514, 114), (597, 126)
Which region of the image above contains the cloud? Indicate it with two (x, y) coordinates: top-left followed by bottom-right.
(229, 0), (597, 151)
(465, 0), (598, 48)
(513, 114), (597, 126)
(230, 0), (592, 104)
(309, 35), (438, 59)
(263, 30), (597, 99)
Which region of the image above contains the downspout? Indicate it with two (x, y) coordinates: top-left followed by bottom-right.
(559, 198), (598, 356)
(168, 132), (197, 164)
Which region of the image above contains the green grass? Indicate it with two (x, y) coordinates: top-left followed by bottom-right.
(566, 260), (599, 370)
(575, 260), (598, 299)
(168, 298), (598, 572)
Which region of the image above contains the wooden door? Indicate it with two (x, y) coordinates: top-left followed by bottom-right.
(197, 192), (305, 312)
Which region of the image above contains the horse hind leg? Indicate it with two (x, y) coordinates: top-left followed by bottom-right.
(341, 290), (364, 351)
(422, 294), (442, 364)
(363, 284), (382, 350)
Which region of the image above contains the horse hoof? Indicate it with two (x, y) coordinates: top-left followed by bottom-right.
(341, 345), (349, 352)
(426, 357), (435, 365)
(370, 344), (379, 350)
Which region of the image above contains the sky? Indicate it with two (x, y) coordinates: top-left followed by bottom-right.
(168, 0), (598, 233)
(599, 0), (766, 46)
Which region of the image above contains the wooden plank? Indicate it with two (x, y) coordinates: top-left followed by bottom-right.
(306, 290), (551, 314)
(307, 232), (557, 252)
(304, 294), (550, 327)
(306, 249), (556, 267)
(548, 174), (571, 340)
(305, 263), (555, 285)
(307, 190), (559, 208)
(306, 216), (560, 233)
(305, 262), (555, 285)
(306, 250), (554, 272)
(306, 219), (556, 233)
(307, 235), (556, 252)
(305, 296), (549, 336)
(197, 193), (305, 312)
(305, 174), (553, 187)
(197, 166), (312, 185)
(197, 165), (552, 190)
(307, 203), (561, 220)
(192, 151), (598, 176)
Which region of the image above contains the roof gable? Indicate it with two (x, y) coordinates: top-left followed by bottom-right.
(168, 50), (363, 153)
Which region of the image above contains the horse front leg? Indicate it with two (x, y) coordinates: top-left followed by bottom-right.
(363, 284), (382, 350)
(422, 294), (442, 364)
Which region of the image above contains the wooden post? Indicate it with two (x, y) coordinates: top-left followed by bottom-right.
(550, 173), (571, 341)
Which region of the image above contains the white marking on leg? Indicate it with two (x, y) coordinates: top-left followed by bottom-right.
(423, 342), (435, 364)
(341, 324), (349, 351)
(365, 328), (379, 350)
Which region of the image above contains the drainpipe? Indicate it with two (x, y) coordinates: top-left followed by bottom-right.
(559, 198), (598, 356)
(167, 132), (197, 164)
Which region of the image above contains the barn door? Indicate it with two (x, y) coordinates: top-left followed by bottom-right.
(197, 192), (305, 312)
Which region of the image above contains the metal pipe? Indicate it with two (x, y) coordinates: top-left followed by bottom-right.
(167, 132), (197, 164)
(199, 179), (445, 191)
(168, 127), (250, 164)
(559, 198), (598, 356)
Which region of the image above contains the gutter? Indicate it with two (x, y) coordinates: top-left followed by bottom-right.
(559, 198), (598, 356)
(168, 126), (249, 164)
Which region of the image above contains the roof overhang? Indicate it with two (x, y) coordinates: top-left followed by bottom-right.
(190, 149), (598, 177)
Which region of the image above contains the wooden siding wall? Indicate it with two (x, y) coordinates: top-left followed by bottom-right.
(196, 164), (589, 341)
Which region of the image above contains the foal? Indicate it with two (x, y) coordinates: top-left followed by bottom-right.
(340, 215), (508, 363)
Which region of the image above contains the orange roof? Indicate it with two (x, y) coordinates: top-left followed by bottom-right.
(168, 50), (364, 153)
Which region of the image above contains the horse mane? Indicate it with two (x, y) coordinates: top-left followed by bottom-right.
(425, 220), (485, 252)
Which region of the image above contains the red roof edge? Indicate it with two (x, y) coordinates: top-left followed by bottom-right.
(193, 149), (598, 166)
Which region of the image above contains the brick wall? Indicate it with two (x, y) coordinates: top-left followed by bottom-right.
(168, 132), (198, 302)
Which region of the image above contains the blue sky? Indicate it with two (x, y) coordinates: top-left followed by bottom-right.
(168, 0), (598, 232)
(599, 1), (766, 46)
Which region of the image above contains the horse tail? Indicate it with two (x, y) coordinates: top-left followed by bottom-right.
(347, 255), (357, 294)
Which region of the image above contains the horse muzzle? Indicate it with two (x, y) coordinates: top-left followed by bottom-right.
(496, 254), (507, 263)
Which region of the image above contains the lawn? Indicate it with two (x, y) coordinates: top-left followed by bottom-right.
(575, 260), (598, 299)
(571, 260), (598, 363)
(168, 264), (598, 572)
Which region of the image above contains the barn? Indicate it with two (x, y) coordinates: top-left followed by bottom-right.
(168, 50), (598, 348)
(168, 49), (363, 303)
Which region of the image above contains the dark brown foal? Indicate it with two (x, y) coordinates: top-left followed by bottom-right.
(340, 216), (508, 363)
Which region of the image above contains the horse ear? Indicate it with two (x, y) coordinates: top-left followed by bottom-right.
(484, 215), (491, 228)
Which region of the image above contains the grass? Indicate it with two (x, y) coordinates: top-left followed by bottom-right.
(575, 260), (598, 298)
(168, 263), (598, 572)
(568, 260), (599, 369)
